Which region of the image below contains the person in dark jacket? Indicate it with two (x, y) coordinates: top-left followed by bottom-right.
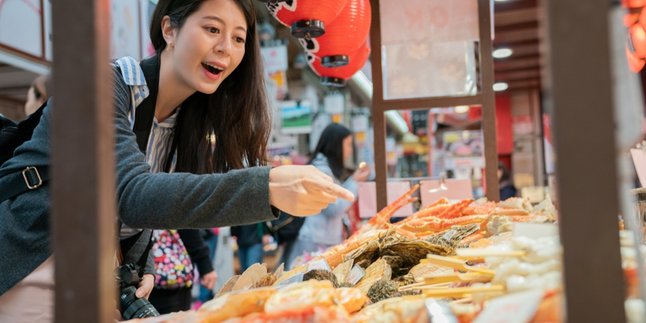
(231, 223), (267, 271)
(498, 163), (518, 200)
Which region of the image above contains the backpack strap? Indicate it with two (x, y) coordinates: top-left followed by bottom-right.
(133, 56), (160, 154)
(117, 56), (159, 270)
(0, 101), (49, 203)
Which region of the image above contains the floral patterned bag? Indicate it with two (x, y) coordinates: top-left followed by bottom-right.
(151, 229), (194, 289)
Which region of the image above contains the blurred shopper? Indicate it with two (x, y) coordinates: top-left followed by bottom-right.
(24, 75), (50, 117)
(195, 228), (219, 306)
(231, 223), (267, 271)
(498, 163), (518, 200)
(287, 124), (370, 268)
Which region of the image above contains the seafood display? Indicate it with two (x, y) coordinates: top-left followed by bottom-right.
(125, 189), (571, 323)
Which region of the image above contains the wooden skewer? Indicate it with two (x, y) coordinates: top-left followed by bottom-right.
(398, 282), (426, 290)
(455, 248), (526, 258)
(423, 272), (492, 285)
(398, 282), (452, 291)
(451, 297), (474, 304)
(422, 254), (496, 276)
(423, 284), (506, 298)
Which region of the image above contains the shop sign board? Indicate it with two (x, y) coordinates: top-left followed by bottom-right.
(261, 44), (288, 74)
(279, 100), (313, 134)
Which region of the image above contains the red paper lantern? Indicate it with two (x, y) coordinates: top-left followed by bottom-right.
(307, 42), (370, 87)
(266, 0), (348, 38)
(629, 23), (646, 58)
(627, 46), (646, 72)
(298, 0), (371, 67)
(623, 0), (646, 8)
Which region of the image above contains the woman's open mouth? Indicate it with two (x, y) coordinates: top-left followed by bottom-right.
(202, 62), (223, 80)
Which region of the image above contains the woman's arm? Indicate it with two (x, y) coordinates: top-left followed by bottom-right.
(111, 71), (279, 229)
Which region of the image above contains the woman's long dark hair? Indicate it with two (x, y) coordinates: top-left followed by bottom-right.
(310, 123), (352, 181)
(150, 0), (270, 174)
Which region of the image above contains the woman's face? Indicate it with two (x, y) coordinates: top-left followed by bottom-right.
(342, 135), (353, 164)
(165, 0), (247, 94)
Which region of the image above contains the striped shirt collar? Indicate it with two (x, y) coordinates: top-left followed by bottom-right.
(114, 56), (149, 108)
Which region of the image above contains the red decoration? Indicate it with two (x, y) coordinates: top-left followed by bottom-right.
(624, 0), (646, 71)
(623, 0), (646, 8)
(307, 42), (370, 87)
(630, 23), (646, 58)
(298, 0), (371, 67)
(627, 46), (646, 72)
(266, 0), (348, 38)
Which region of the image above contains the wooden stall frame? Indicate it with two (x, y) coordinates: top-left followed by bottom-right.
(369, 0), (500, 211)
(51, 0), (116, 321)
(47, 0), (628, 321)
(542, 0), (626, 321)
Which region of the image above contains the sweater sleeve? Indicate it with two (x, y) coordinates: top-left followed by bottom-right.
(111, 70), (278, 229)
(178, 229), (214, 275)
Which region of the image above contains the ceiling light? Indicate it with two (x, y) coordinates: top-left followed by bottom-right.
(493, 82), (509, 91)
(493, 48), (513, 59)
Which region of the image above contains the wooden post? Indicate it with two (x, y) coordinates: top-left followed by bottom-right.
(543, 0), (626, 321)
(51, 0), (116, 321)
(478, 0), (500, 201)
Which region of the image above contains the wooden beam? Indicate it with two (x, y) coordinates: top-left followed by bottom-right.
(479, 0), (500, 201)
(507, 79), (541, 90)
(494, 0), (537, 12)
(496, 69), (541, 81)
(495, 42), (539, 57)
(495, 8), (539, 26)
(383, 95), (483, 111)
(494, 27), (539, 43)
(543, 0), (626, 322)
(0, 94), (25, 105)
(494, 56), (541, 71)
(369, 0), (388, 210)
(51, 0), (116, 322)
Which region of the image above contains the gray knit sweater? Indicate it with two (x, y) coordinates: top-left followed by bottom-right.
(0, 69), (277, 294)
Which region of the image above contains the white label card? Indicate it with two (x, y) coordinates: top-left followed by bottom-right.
(307, 258), (332, 272)
(348, 265), (366, 285)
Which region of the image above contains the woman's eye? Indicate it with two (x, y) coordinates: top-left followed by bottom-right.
(236, 37), (246, 44)
(207, 27), (219, 34)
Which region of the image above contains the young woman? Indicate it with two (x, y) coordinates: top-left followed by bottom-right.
(287, 124), (370, 269)
(0, 0), (352, 320)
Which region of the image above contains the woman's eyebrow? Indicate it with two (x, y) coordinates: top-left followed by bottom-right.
(202, 16), (247, 33)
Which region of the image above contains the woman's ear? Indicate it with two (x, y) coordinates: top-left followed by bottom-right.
(161, 16), (176, 48)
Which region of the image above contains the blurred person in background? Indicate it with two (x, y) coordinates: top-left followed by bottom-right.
(24, 75), (50, 117)
(498, 163), (518, 200)
(231, 223), (268, 271)
(287, 124), (369, 268)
